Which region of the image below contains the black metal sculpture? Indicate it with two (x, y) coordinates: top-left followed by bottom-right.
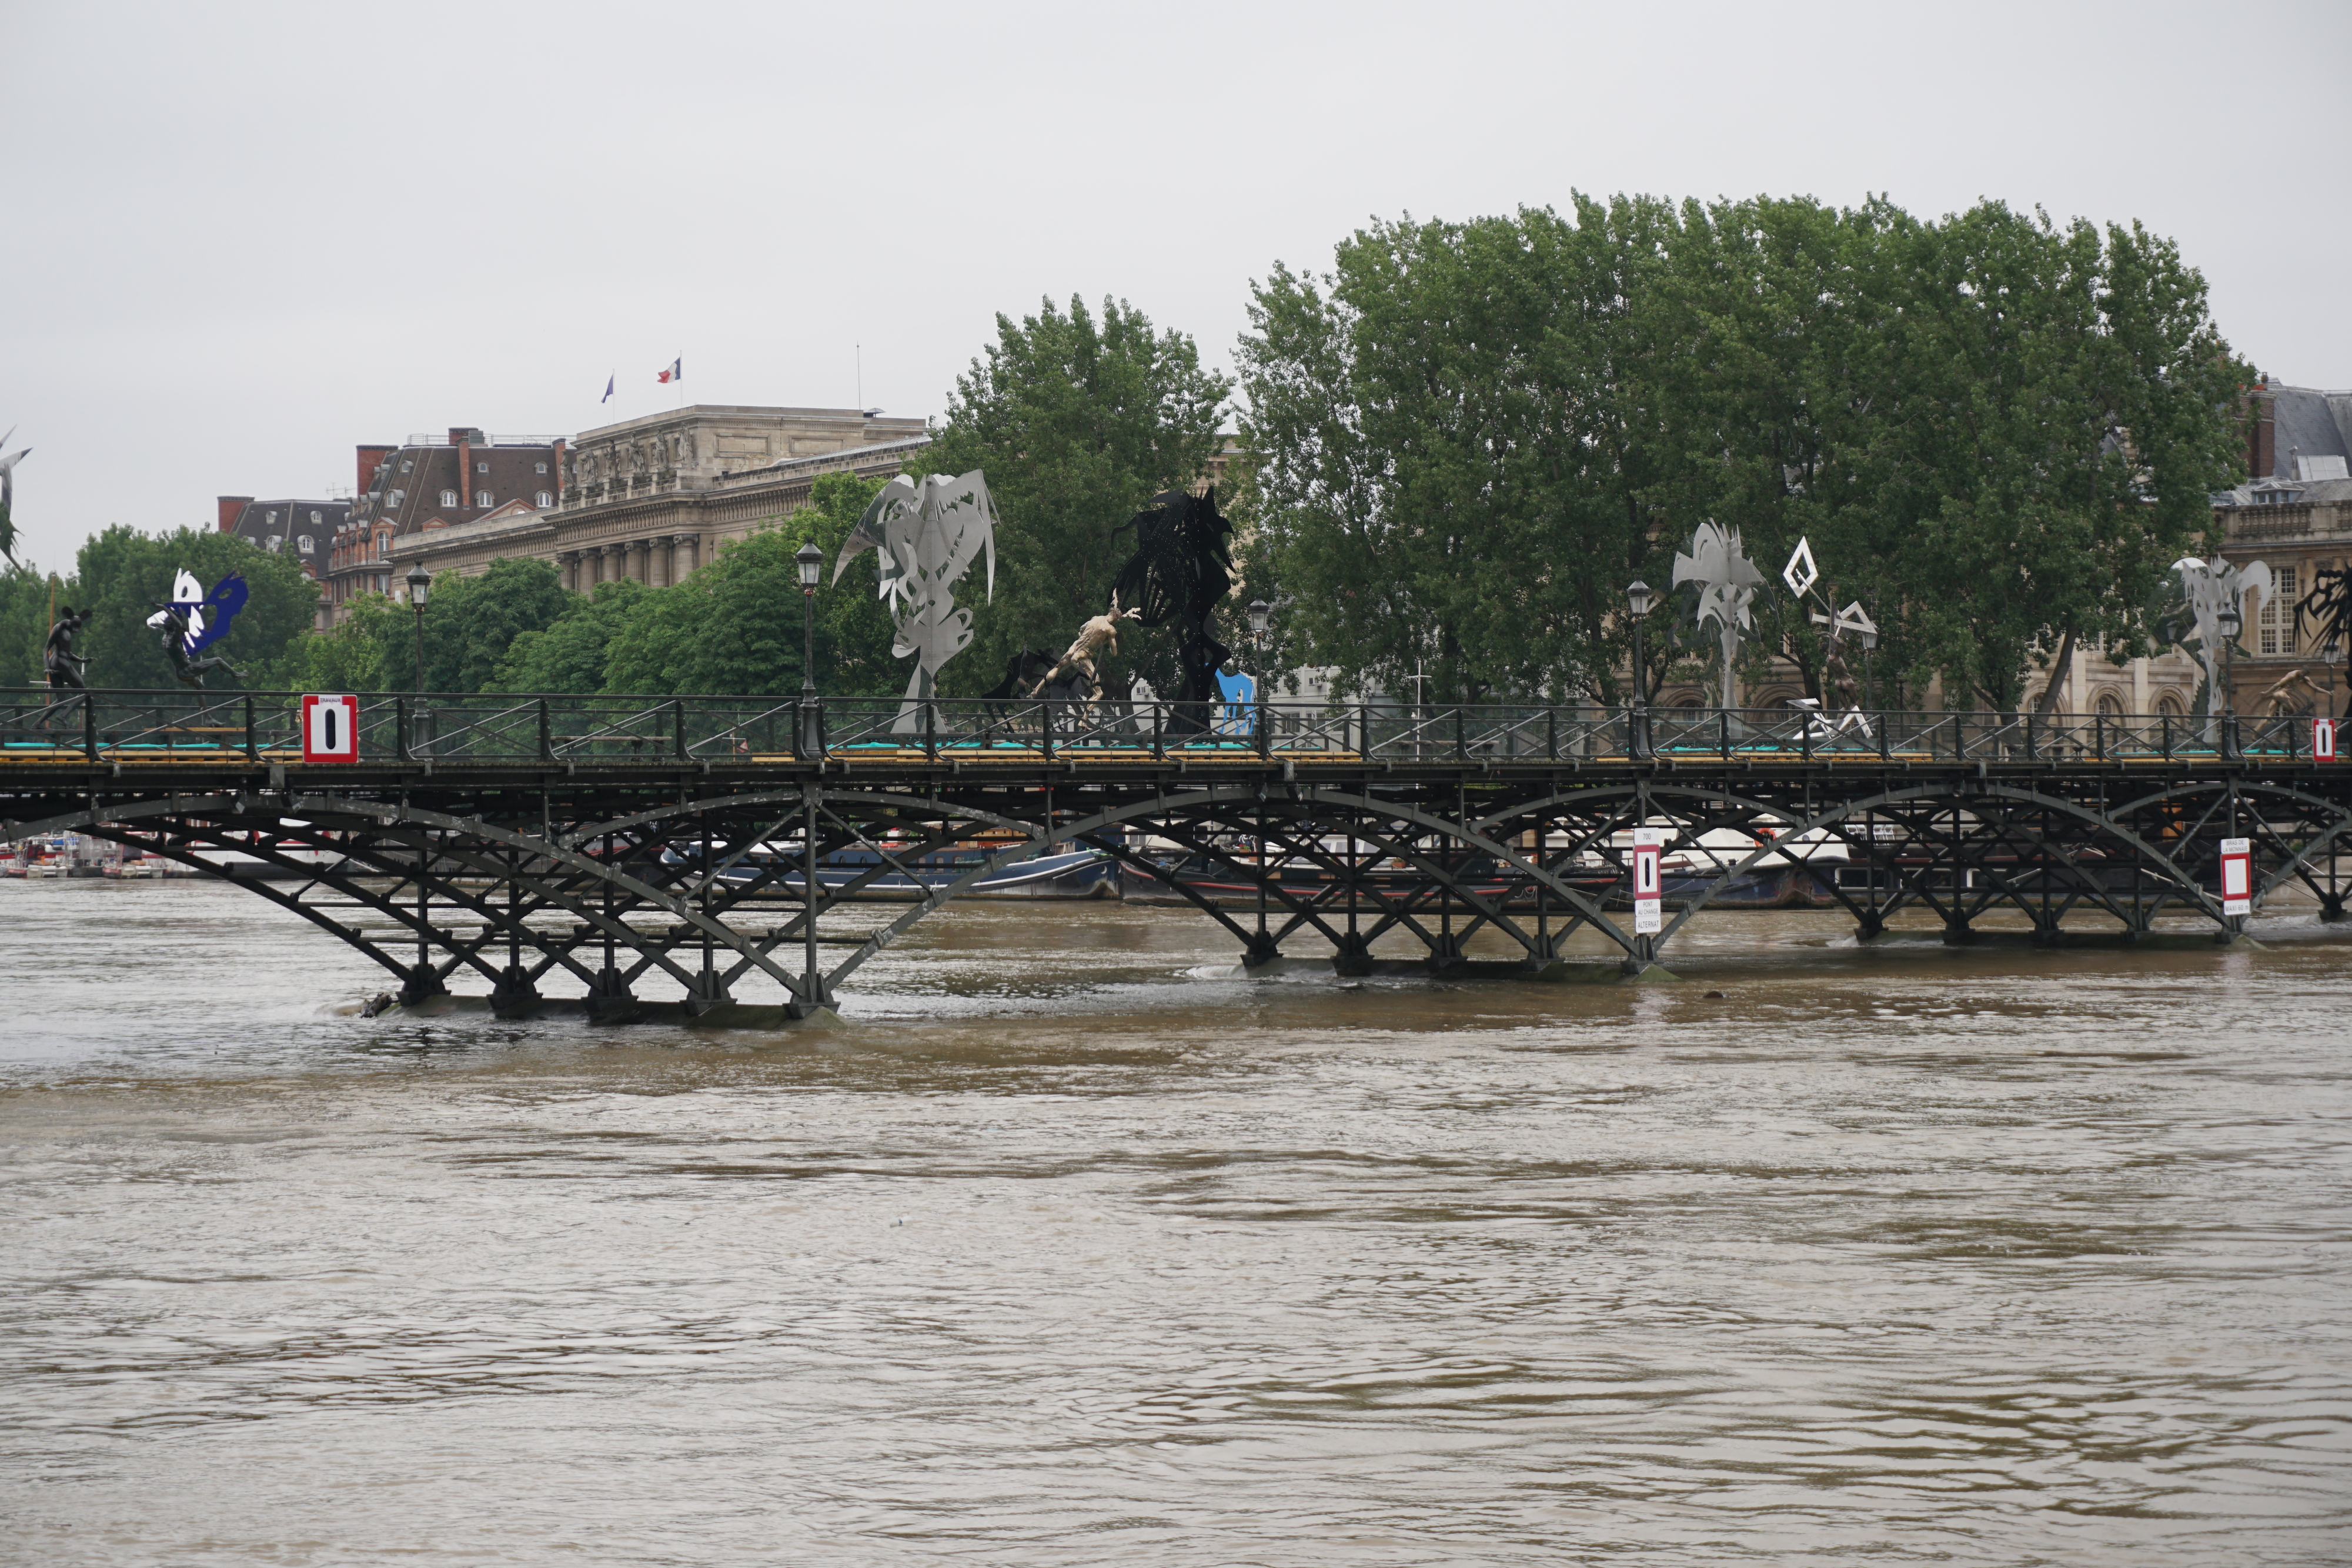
(1111, 487), (1235, 733)
(2298, 565), (2352, 716)
(44, 607), (88, 695)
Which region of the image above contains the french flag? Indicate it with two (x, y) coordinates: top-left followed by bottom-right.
(657, 357), (681, 384)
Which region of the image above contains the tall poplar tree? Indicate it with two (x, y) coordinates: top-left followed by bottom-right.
(922, 295), (1230, 698)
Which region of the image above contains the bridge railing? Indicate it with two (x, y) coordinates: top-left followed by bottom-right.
(0, 688), (2330, 767)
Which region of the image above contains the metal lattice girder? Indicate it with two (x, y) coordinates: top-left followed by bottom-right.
(11, 733), (2352, 1007)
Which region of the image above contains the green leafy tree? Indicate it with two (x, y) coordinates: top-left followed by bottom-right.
(69, 526), (319, 689)
(372, 556), (572, 694)
(0, 563), (65, 690)
(601, 528), (831, 696)
(924, 294), (1231, 697)
(495, 577), (651, 694)
(263, 593), (405, 693)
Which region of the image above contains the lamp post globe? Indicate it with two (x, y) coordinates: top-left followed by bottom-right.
(795, 541), (824, 699)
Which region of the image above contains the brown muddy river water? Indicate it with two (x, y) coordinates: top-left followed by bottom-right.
(3, 877), (2349, 1566)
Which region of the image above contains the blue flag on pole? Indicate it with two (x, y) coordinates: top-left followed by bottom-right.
(601, 373), (614, 403)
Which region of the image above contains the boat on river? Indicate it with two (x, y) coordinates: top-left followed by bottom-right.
(669, 839), (1120, 901)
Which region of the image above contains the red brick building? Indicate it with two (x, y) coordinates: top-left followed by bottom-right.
(323, 427), (567, 620)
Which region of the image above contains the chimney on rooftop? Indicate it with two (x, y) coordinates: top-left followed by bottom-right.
(356, 444), (395, 496)
(216, 496), (252, 533)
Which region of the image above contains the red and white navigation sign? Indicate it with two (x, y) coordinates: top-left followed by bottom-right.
(2219, 836), (2253, 918)
(1631, 827), (1666, 935)
(301, 693), (360, 763)
(2316, 717), (2337, 761)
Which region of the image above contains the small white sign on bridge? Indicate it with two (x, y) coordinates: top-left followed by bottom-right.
(2219, 836), (2253, 918)
(301, 694), (359, 764)
(1631, 827), (1665, 935)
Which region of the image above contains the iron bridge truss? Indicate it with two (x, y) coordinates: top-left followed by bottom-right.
(5, 690), (2349, 1014)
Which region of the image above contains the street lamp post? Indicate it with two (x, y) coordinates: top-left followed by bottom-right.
(405, 562), (431, 693)
(2219, 601), (2243, 758)
(793, 540), (826, 1017)
(796, 543), (824, 698)
(1626, 579), (1655, 760)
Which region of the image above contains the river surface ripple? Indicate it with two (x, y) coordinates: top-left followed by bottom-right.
(2, 878), (2349, 1566)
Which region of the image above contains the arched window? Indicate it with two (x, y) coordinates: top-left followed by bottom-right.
(476, 491), (493, 509)
(2156, 693), (2186, 718)
(440, 490), (458, 509)
(2095, 693), (2123, 717)
(535, 491), (552, 508)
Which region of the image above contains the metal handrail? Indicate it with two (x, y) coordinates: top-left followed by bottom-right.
(0, 690), (2334, 768)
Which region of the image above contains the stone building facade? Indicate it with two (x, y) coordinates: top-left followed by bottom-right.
(2209, 383), (2352, 713)
(383, 405), (929, 593)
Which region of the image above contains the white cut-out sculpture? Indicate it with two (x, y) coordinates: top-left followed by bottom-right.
(834, 470), (999, 731)
(1672, 521), (1766, 708)
(2173, 554), (2273, 724)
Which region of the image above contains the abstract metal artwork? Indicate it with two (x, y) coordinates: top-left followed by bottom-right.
(2171, 554), (2273, 720)
(1671, 521), (1766, 708)
(145, 569), (249, 689)
(2297, 564), (2352, 716)
(1111, 487), (1237, 731)
(0, 426), (28, 562)
(1778, 536), (1877, 734)
(833, 470), (999, 730)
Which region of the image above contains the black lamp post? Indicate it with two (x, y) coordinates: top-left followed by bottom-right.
(1246, 597), (1272, 752)
(1626, 578), (1655, 759)
(795, 542), (823, 698)
(2218, 601), (2243, 758)
(405, 561), (431, 691)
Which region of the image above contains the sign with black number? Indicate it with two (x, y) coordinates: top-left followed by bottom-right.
(301, 693), (359, 763)
(1631, 827), (1665, 935)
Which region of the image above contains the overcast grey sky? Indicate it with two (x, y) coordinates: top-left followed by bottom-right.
(4, 0), (2347, 571)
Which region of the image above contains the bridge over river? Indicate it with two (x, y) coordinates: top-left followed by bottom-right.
(5, 690), (2347, 1018)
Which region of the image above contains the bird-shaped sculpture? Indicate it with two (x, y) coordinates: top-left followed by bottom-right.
(145, 569), (251, 687)
(2172, 554), (2273, 725)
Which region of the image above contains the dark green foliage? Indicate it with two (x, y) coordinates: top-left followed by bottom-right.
(0, 563), (59, 690)
(496, 578), (650, 694)
(921, 295), (1231, 697)
(602, 529), (823, 697)
(1239, 196), (2250, 710)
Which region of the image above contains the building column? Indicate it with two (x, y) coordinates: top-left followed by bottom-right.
(671, 533), (701, 583)
(556, 550), (580, 592)
(627, 539), (650, 583)
(646, 537), (669, 589)
(601, 543), (626, 585)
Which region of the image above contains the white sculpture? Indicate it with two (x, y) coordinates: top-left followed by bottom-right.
(2173, 554), (2273, 723)
(834, 470), (999, 731)
(1672, 521), (1766, 708)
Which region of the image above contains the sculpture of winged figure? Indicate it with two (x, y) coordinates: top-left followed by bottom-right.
(0, 426), (28, 563)
(1111, 487), (1235, 733)
(1671, 521), (1765, 708)
(2171, 554), (2273, 723)
(2296, 564), (2352, 717)
(833, 469), (998, 731)
(143, 568), (250, 688)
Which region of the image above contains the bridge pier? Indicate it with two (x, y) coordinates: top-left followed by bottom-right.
(583, 965), (636, 1023)
(489, 963), (540, 1019)
(398, 963), (448, 1009)
(683, 968), (734, 1018)
(1240, 934), (1283, 971)
(1330, 934), (1375, 977)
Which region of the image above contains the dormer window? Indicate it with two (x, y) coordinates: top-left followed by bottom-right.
(298, 535), (315, 554)
(476, 461), (490, 475)
(310, 510), (322, 524)
(536, 490), (552, 508)
(477, 492), (493, 508)
(535, 461), (549, 474)
(440, 490), (458, 508)
(400, 460), (413, 474)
